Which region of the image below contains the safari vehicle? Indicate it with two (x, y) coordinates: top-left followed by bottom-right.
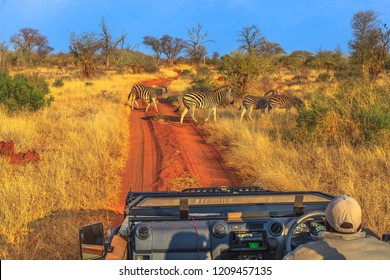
(79, 186), (389, 260)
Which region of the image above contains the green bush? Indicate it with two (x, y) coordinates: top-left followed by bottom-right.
(187, 77), (216, 92)
(52, 78), (64, 87)
(316, 72), (331, 82)
(181, 69), (192, 77)
(186, 66), (216, 93)
(356, 104), (389, 145)
(293, 84), (389, 147)
(334, 69), (360, 81)
(219, 51), (264, 96)
(0, 71), (54, 112)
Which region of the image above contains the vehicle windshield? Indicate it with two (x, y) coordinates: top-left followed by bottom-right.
(126, 193), (332, 218)
(137, 193), (331, 207)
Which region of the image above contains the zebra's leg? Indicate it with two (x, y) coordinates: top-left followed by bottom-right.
(145, 102), (151, 112)
(248, 107), (254, 121)
(131, 98), (136, 110)
(132, 97), (139, 110)
(240, 107), (247, 122)
(189, 106), (198, 124)
(152, 98), (159, 113)
(204, 108), (213, 122)
(285, 108), (290, 120)
(180, 107), (189, 125)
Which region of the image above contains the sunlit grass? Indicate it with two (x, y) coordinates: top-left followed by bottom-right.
(205, 83), (390, 236)
(1, 65), (388, 259)
(0, 69), (171, 259)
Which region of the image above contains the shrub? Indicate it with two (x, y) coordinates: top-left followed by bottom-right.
(98, 90), (121, 104)
(112, 49), (159, 74)
(0, 71), (54, 112)
(187, 77), (216, 92)
(52, 78), (64, 88)
(186, 66), (216, 93)
(334, 69), (360, 81)
(316, 72), (331, 82)
(294, 84), (389, 147)
(181, 69), (192, 77)
(219, 51), (264, 96)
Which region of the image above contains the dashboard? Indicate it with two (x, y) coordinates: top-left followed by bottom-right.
(127, 218), (287, 260)
(290, 218), (326, 250)
(78, 188), (335, 260)
(295, 220), (326, 236)
(114, 188), (333, 260)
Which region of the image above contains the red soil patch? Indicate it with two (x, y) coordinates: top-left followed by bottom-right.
(0, 140), (40, 165)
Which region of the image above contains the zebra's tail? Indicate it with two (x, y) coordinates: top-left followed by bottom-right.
(238, 104), (243, 111)
(174, 99), (183, 112)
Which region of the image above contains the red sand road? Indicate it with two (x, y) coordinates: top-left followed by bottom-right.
(112, 75), (240, 216)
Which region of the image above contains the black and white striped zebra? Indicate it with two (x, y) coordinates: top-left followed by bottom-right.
(239, 90), (277, 122)
(127, 84), (168, 113)
(267, 94), (304, 114)
(174, 86), (234, 125)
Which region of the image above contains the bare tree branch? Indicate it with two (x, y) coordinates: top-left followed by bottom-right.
(99, 17), (127, 68)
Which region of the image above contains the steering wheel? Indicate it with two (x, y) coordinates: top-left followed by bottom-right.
(285, 211), (326, 253)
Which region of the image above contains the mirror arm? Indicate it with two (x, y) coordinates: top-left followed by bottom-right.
(105, 242), (113, 253)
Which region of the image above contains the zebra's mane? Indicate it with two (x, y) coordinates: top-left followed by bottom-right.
(213, 85), (231, 91)
(264, 89), (277, 97)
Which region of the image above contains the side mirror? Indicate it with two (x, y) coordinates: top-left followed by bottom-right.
(382, 234), (390, 244)
(79, 223), (105, 260)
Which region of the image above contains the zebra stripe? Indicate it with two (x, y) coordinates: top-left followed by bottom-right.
(175, 86), (234, 125)
(239, 90), (277, 122)
(267, 94), (304, 114)
(127, 84), (168, 113)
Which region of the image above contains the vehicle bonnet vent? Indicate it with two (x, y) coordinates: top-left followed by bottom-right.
(212, 223), (228, 238)
(136, 224), (151, 240)
(269, 221), (283, 237)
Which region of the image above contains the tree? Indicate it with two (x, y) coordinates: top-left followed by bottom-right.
(349, 10), (390, 81)
(219, 51), (263, 95)
(143, 35), (163, 65)
(69, 32), (102, 78)
(306, 48), (348, 72)
(160, 35), (187, 65)
(99, 17), (126, 69)
(281, 50), (313, 71)
(0, 38), (7, 69)
(259, 41), (286, 56)
(10, 28), (53, 65)
(367, 24), (390, 81)
(237, 25), (265, 54)
(186, 23), (213, 63)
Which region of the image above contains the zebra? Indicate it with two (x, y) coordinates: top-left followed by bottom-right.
(239, 90), (277, 122)
(174, 86), (234, 125)
(267, 94), (305, 114)
(127, 84), (168, 113)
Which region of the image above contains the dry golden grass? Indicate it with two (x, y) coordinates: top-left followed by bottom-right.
(0, 68), (173, 259)
(1, 65), (388, 259)
(169, 67), (389, 238)
(205, 75), (390, 236)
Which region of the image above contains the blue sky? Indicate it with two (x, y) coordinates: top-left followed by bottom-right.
(0, 0), (389, 56)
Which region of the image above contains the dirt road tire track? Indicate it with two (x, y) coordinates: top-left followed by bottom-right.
(113, 74), (240, 221)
